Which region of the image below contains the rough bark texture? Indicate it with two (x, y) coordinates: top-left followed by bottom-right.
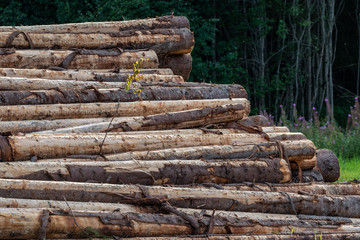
(125, 233), (360, 240)
(3, 181), (360, 218)
(0, 76), (138, 90)
(237, 115), (270, 127)
(159, 54), (192, 80)
(0, 16), (190, 33)
(0, 84), (248, 105)
(0, 28), (194, 55)
(0, 158), (291, 184)
(211, 182), (360, 195)
(0, 197), (147, 213)
(1, 207), (360, 239)
(36, 104), (249, 133)
(316, 149), (340, 182)
(0, 98), (245, 120)
(0, 67), (176, 81)
(0, 49), (158, 69)
(102, 139), (315, 164)
(1, 130), (304, 161)
(0, 104), (251, 134)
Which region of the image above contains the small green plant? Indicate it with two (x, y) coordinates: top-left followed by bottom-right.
(125, 58), (149, 94)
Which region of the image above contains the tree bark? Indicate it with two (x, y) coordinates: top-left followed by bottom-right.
(125, 233), (360, 240)
(0, 98), (246, 120)
(0, 130), (304, 161)
(0, 28), (194, 55)
(1, 207), (360, 239)
(237, 115), (270, 127)
(101, 139), (315, 165)
(0, 84), (248, 105)
(35, 104), (249, 133)
(2, 180), (360, 219)
(211, 182), (360, 196)
(0, 158), (291, 184)
(0, 197), (146, 213)
(0, 16), (190, 33)
(159, 54), (192, 80)
(0, 76), (139, 90)
(0, 49), (158, 69)
(0, 67), (176, 81)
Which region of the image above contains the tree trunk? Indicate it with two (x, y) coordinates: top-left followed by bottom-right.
(100, 139), (315, 165)
(159, 54), (192, 80)
(1, 206), (360, 239)
(316, 149), (340, 182)
(213, 182), (360, 196)
(35, 104), (249, 133)
(0, 49), (158, 69)
(0, 28), (194, 55)
(0, 76), (138, 90)
(0, 197), (146, 213)
(0, 98), (247, 120)
(2, 180), (360, 219)
(0, 16), (190, 33)
(0, 130), (304, 161)
(0, 158), (291, 184)
(125, 233), (360, 240)
(0, 67), (176, 81)
(0, 84), (248, 105)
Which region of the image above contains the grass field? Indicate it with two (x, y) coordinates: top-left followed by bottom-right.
(338, 156), (360, 182)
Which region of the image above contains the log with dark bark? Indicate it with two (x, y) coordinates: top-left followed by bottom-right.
(0, 158), (291, 184)
(0, 67), (176, 81)
(0, 49), (158, 69)
(0, 129), (304, 161)
(0, 98), (246, 121)
(2, 180), (360, 218)
(0, 16), (190, 33)
(316, 149), (340, 182)
(159, 53), (192, 80)
(0, 84), (248, 105)
(35, 104), (250, 133)
(0, 28), (194, 55)
(1, 207), (360, 239)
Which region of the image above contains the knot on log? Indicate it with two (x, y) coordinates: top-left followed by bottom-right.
(5, 31), (34, 49)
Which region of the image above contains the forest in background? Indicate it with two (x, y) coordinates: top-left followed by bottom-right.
(0, 0), (358, 125)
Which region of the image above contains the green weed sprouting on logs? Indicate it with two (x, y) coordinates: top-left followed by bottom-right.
(125, 57), (149, 95)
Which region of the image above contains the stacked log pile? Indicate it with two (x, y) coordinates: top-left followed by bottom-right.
(0, 16), (355, 239)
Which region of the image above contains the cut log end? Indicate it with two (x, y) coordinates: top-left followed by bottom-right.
(316, 149), (340, 182)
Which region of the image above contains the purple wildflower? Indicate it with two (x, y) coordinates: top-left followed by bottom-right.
(280, 105), (283, 108)
(324, 98), (328, 102)
(349, 114), (352, 118)
(312, 107), (316, 110)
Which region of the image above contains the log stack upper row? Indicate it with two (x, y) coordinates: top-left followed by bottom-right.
(0, 15), (352, 239)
